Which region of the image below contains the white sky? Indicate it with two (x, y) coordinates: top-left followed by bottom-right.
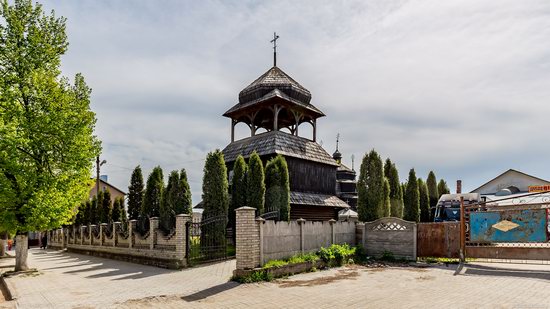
(41, 0), (550, 203)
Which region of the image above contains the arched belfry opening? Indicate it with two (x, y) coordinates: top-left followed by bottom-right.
(224, 66), (324, 142)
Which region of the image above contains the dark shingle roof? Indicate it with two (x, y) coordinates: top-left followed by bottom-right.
(222, 131), (338, 166)
(239, 66), (311, 105)
(290, 191), (350, 208)
(224, 88), (324, 117)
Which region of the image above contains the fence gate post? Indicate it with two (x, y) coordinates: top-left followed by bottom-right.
(459, 197), (466, 263)
(234, 206), (261, 274)
(175, 214), (191, 266)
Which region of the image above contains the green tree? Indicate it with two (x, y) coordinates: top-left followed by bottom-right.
(119, 198), (128, 226)
(437, 179), (450, 197)
(403, 169), (420, 222)
(426, 171), (438, 220)
(265, 155), (291, 221)
(384, 158), (404, 218)
(160, 171), (178, 231)
(382, 177), (391, 217)
(230, 155), (247, 230)
(357, 150), (385, 221)
(111, 197), (120, 223)
(0, 0), (101, 270)
(141, 166), (164, 231)
(418, 178), (430, 222)
(247, 151), (265, 214)
(99, 189), (111, 223)
(89, 195), (99, 225)
(127, 166), (144, 220)
(201, 150), (229, 256)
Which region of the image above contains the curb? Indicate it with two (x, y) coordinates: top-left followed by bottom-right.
(0, 275), (15, 301)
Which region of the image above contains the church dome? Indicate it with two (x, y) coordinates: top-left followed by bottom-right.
(238, 66), (312, 105)
(332, 149), (342, 161)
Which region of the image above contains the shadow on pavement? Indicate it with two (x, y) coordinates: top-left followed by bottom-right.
(464, 264), (550, 280)
(181, 281), (240, 302)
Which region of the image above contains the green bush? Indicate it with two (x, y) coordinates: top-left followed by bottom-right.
(262, 253), (319, 269)
(318, 244), (356, 267)
(233, 270), (273, 283)
(380, 250), (396, 261)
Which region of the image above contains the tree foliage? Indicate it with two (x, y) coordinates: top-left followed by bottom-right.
(127, 165), (144, 220)
(160, 169), (192, 232)
(418, 178), (430, 222)
(0, 0), (100, 263)
(265, 155), (290, 221)
(357, 150), (385, 221)
(382, 177), (391, 217)
(201, 150), (229, 252)
(141, 166), (164, 229)
(403, 169), (420, 222)
(384, 158), (404, 218)
(437, 179), (450, 197)
(230, 155), (247, 229)
(246, 151), (265, 214)
(99, 189), (111, 223)
(426, 171), (439, 212)
(111, 197), (122, 223)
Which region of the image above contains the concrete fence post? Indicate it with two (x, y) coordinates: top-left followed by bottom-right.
(329, 219), (336, 245)
(175, 214), (191, 265)
(80, 226), (85, 245)
(113, 222), (121, 247)
(61, 227), (65, 248)
(149, 217), (159, 250)
(100, 223), (107, 246)
(355, 222), (365, 249)
(89, 225), (94, 246)
(235, 206), (261, 273)
(256, 217), (265, 266)
(129, 220), (137, 249)
(297, 218), (306, 254)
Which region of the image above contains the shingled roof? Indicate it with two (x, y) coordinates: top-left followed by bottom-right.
(222, 131), (339, 166)
(290, 191), (350, 208)
(239, 66), (311, 105)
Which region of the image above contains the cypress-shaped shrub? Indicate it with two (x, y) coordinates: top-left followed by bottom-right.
(357, 149), (384, 221)
(418, 178), (431, 222)
(247, 151), (265, 214)
(128, 166), (144, 220)
(231, 155), (247, 229)
(403, 169), (420, 222)
(264, 155), (290, 221)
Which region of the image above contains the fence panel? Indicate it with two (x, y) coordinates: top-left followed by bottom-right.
(417, 222), (459, 258)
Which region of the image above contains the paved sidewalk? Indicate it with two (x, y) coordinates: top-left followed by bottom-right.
(2, 249), (550, 308)
(0, 249), (235, 308)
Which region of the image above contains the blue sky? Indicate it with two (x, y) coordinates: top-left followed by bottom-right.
(41, 0), (550, 202)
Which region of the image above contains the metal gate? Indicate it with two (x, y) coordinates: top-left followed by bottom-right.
(186, 214), (235, 264)
(460, 191), (550, 262)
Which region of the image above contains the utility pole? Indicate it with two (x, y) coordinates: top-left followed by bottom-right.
(96, 156), (107, 201)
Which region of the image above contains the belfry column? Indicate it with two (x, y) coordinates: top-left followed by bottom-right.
(231, 119), (236, 142)
(313, 119), (317, 142)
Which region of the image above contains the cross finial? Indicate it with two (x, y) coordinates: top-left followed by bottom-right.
(351, 154), (355, 171)
(270, 32), (280, 67)
(336, 133), (340, 151)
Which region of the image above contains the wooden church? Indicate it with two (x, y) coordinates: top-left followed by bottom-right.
(222, 38), (350, 221)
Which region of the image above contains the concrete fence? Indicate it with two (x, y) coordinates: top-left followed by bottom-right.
(235, 207), (359, 270)
(234, 207), (419, 273)
(48, 214), (191, 269)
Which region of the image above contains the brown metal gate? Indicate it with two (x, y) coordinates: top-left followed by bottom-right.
(417, 222), (460, 258)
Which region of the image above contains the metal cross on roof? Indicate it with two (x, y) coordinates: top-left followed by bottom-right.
(336, 133), (340, 151)
(271, 32), (280, 67)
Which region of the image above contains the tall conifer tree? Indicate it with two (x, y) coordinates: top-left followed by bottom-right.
(382, 177), (391, 217)
(142, 166), (164, 228)
(437, 179), (450, 197)
(418, 178), (430, 222)
(265, 155), (291, 221)
(230, 155), (247, 229)
(384, 158), (404, 218)
(426, 171), (438, 220)
(357, 150), (385, 221)
(404, 169), (420, 222)
(128, 166), (144, 220)
(247, 152), (265, 214)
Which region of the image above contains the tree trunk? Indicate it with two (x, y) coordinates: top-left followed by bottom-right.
(15, 234), (29, 271)
(0, 231), (6, 257)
